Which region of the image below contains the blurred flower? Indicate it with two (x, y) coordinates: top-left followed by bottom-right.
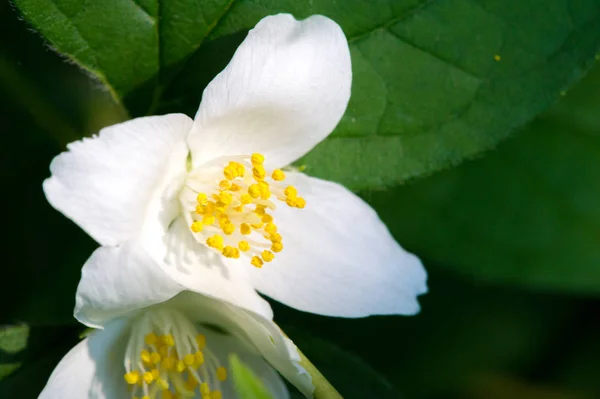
(43, 13), (427, 318)
(39, 254), (312, 399)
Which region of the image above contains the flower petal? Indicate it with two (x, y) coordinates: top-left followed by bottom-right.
(172, 292), (313, 397)
(43, 114), (191, 246)
(159, 216), (274, 319)
(249, 173), (428, 317)
(39, 320), (128, 399)
(76, 230), (272, 328)
(199, 327), (290, 399)
(75, 243), (185, 329)
(188, 14), (351, 169)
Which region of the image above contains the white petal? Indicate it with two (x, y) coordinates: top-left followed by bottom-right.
(158, 216), (274, 320)
(172, 292), (313, 397)
(75, 243), (185, 329)
(76, 227), (273, 328)
(39, 320), (128, 399)
(43, 114), (191, 246)
(200, 327), (290, 399)
(249, 173), (428, 317)
(188, 14), (351, 169)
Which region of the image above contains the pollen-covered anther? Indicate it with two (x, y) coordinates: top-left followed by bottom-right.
(239, 241), (250, 252)
(271, 242), (283, 253)
(262, 250), (275, 262)
(222, 245), (240, 259)
(190, 221), (204, 233)
(251, 256), (264, 268)
(272, 169), (285, 181)
(124, 322), (229, 399)
(185, 153), (306, 267)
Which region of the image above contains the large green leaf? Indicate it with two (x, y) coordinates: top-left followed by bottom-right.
(14, 0), (600, 188)
(12, 0), (234, 114)
(364, 62), (600, 292)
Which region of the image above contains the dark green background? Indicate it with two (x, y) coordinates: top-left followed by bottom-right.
(2, 1), (600, 398)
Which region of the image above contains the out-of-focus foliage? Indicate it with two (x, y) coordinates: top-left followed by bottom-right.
(2, 0), (600, 398)
(365, 61), (600, 293)
(13, 0), (600, 189)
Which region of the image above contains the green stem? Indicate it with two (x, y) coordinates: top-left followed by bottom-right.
(297, 347), (343, 399)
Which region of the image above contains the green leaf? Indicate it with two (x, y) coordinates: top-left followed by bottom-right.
(0, 325), (28, 380)
(12, 0), (234, 114)
(229, 354), (274, 399)
(14, 0), (600, 188)
(364, 61), (600, 292)
(285, 328), (401, 399)
(273, 269), (575, 399)
(0, 326), (80, 398)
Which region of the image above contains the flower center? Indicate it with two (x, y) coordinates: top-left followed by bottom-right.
(180, 153), (305, 268)
(123, 309), (228, 399)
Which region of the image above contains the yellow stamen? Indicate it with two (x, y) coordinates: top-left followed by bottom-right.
(211, 391), (223, 399)
(265, 222), (277, 234)
(196, 334), (206, 349)
(272, 169), (285, 181)
(184, 354), (195, 366)
(143, 371), (154, 384)
(200, 382), (210, 396)
(196, 193), (208, 205)
(251, 153), (265, 166)
(162, 334), (175, 347)
(248, 184), (261, 198)
(176, 360), (186, 373)
(145, 333), (158, 346)
(286, 197), (298, 207)
(218, 180), (231, 190)
(223, 166), (236, 180)
(216, 367), (227, 381)
(221, 223), (235, 235)
(262, 250), (275, 262)
(206, 235), (224, 251)
(251, 256), (264, 268)
(271, 242), (283, 253)
(186, 153), (307, 268)
(240, 193), (252, 204)
(284, 186), (297, 198)
(238, 241), (250, 252)
(240, 223), (251, 235)
(222, 246), (240, 259)
(150, 352), (161, 364)
(124, 371), (140, 384)
(218, 192), (233, 205)
(202, 215), (215, 225)
(191, 221), (204, 233)
(140, 349), (151, 363)
(195, 350), (204, 365)
(253, 166), (266, 180)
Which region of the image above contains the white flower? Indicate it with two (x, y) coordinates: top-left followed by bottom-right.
(40, 253), (312, 399)
(43, 14), (427, 318)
